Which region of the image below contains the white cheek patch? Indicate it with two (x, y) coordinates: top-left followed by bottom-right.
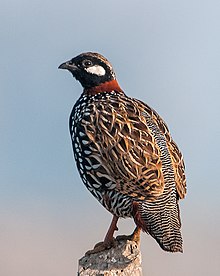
(85, 65), (106, 76)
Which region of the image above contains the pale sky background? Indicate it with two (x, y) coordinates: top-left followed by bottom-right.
(1, 1), (220, 275)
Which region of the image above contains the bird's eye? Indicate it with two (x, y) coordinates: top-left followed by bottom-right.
(82, 60), (92, 67)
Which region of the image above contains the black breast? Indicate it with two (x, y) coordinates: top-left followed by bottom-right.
(69, 92), (133, 218)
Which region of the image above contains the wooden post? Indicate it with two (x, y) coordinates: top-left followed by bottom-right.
(78, 239), (142, 275)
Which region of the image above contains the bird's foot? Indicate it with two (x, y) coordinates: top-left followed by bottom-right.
(116, 227), (141, 244)
(85, 238), (117, 255)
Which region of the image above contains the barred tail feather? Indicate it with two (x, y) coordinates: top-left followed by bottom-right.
(135, 201), (183, 252)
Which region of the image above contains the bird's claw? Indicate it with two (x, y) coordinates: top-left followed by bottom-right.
(85, 238), (117, 255)
(116, 227), (141, 244)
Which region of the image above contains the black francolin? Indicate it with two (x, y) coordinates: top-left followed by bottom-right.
(59, 52), (186, 253)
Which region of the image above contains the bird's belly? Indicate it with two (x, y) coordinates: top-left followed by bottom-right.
(89, 188), (134, 218)
(72, 138), (133, 217)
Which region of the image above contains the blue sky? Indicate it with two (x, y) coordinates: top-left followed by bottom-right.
(1, 1), (220, 275)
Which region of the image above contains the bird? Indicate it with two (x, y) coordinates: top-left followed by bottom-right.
(58, 52), (186, 254)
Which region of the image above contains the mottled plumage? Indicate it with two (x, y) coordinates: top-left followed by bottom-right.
(59, 52), (186, 253)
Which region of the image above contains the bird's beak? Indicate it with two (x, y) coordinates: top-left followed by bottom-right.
(58, 60), (78, 71)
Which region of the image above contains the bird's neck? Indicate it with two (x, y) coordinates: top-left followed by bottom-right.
(83, 79), (124, 96)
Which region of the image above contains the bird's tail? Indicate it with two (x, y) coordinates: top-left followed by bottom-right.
(133, 201), (183, 252)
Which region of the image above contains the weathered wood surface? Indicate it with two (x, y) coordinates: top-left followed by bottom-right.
(78, 239), (142, 276)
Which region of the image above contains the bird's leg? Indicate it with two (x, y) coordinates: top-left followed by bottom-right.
(116, 226), (141, 244)
(85, 215), (119, 255)
(104, 215), (119, 243)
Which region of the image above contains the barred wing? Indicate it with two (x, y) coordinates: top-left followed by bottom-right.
(79, 93), (180, 201)
(133, 99), (187, 199)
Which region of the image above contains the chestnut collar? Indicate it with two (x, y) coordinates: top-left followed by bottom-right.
(83, 80), (124, 96)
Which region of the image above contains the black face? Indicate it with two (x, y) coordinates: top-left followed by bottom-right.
(58, 52), (116, 88)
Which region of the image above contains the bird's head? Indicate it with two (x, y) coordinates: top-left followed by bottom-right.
(58, 52), (123, 95)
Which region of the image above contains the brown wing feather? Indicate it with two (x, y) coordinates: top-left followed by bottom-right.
(132, 98), (187, 199)
(82, 95), (165, 201)
(82, 93), (186, 201)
